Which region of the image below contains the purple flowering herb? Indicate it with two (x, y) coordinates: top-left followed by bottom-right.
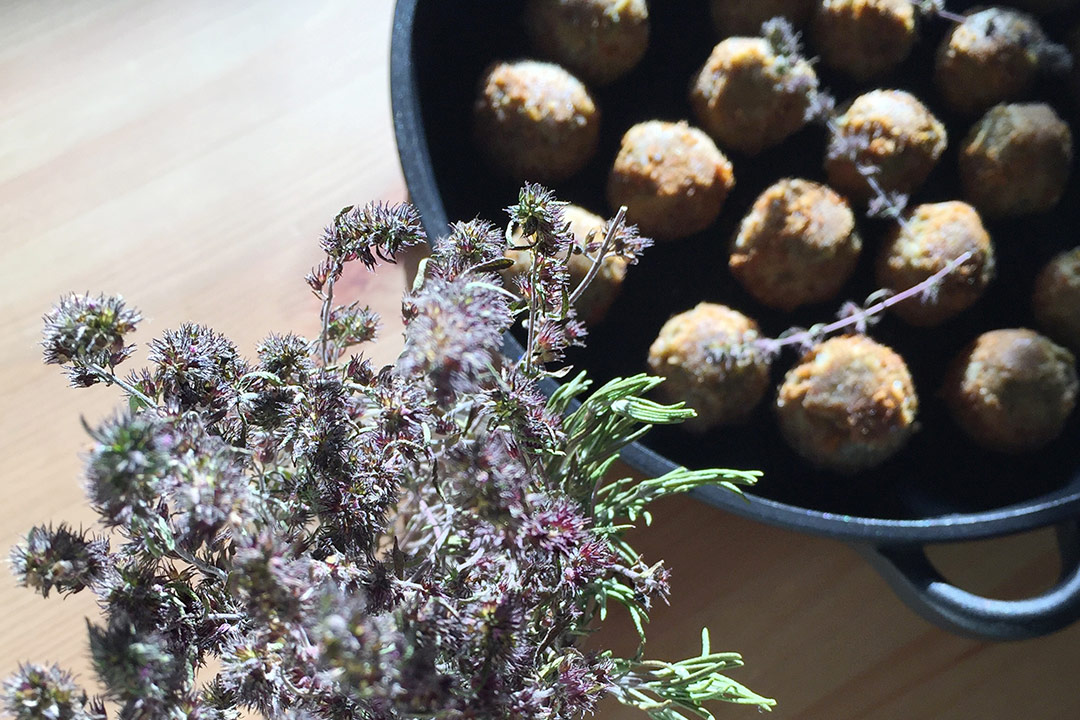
(41, 293), (145, 394)
(10, 524), (110, 599)
(148, 322), (246, 414)
(2, 663), (91, 720)
(7, 187), (775, 720)
(313, 201), (426, 366)
(431, 219), (509, 279)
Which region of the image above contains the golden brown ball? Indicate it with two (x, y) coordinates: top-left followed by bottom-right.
(607, 120), (735, 240)
(935, 8), (1054, 115)
(876, 201), (996, 326)
(730, 178), (861, 310)
(959, 102), (1073, 218)
(524, 0), (650, 86)
(824, 89), (947, 203)
(811, 0), (917, 82)
(944, 328), (1078, 452)
(647, 303), (771, 431)
(1033, 247), (1080, 354)
(775, 335), (919, 473)
(689, 36), (818, 155)
(473, 60), (600, 183)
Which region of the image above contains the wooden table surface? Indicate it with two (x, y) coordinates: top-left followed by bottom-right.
(2, 2), (1078, 718)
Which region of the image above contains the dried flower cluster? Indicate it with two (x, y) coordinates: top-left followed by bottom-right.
(6, 185), (771, 720)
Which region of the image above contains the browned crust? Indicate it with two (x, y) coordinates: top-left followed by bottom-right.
(811, 0), (916, 82)
(473, 60), (600, 183)
(1033, 247), (1080, 354)
(959, 102), (1073, 218)
(647, 303), (770, 430)
(524, 0), (650, 86)
(730, 178), (861, 310)
(875, 201), (996, 326)
(689, 37), (815, 155)
(944, 328), (1078, 452)
(607, 120), (735, 240)
(934, 8), (1044, 115)
(825, 90), (947, 202)
(775, 335), (918, 473)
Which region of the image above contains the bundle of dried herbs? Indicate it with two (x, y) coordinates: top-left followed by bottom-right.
(6, 184), (771, 720)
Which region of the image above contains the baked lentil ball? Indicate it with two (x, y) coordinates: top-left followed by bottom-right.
(958, 102), (1072, 218)
(875, 201), (996, 326)
(473, 60), (600, 183)
(824, 89), (947, 203)
(934, 8), (1055, 115)
(775, 334), (919, 473)
(811, 0), (917, 82)
(689, 36), (818, 155)
(607, 120), (735, 240)
(944, 328), (1078, 452)
(709, 0), (816, 38)
(729, 178), (862, 310)
(524, 0), (650, 86)
(1033, 247), (1080, 354)
(504, 204), (628, 326)
(647, 303), (771, 430)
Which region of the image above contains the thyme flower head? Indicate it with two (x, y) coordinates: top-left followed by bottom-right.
(327, 303), (380, 351)
(320, 201), (426, 272)
(84, 410), (175, 529)
(41, 293), (141, 385)
(257, 333), (315, 383)
(397, 274), (512, 403)
(217, 632), (291, 718)
(88, 617), (187, 715)
(2, 663), (89, 720)
(148, 323), (246, 412)
(594, 215), (652, 265)
(761, 16), (803, 68)
(168, 435), (251, 551)
(530, 314), (588, 365)
(506, 182), (571, 257)
(307, 593), (409, 710)
(10, 524), (110, 599)
(431, 219), (508, 279)
(482, 364), (565, 452)
(231, 533), (318, 626)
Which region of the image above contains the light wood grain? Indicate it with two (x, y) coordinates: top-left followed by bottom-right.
(2, 3), (1079, 719)
(0, 0), (408, 692)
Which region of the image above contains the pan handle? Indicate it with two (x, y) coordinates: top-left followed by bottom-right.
(855, 519), (1080, 640)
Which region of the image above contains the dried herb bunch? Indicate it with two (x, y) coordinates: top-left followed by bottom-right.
(6, 184), (773, 720)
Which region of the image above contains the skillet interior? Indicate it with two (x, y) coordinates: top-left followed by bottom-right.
(396, 0), (1080, 534)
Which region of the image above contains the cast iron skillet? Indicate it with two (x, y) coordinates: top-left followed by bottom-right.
(390, 0), (1080, 639)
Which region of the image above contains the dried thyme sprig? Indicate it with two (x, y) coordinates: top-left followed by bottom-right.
(756, 250), (976, 359)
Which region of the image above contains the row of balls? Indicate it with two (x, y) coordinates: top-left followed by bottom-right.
(477, 3), (1077, 194)
(521, 1), (1075, 111)
(475, 55), (1074, 239)
(498, 192), (1080, 473)
(648, 307), (1079, 473)
(494, 3), (1076, 332)
(503, 180), (1080, 358)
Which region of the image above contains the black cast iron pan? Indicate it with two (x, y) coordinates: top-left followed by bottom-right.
(390, 0), (1080, 639)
